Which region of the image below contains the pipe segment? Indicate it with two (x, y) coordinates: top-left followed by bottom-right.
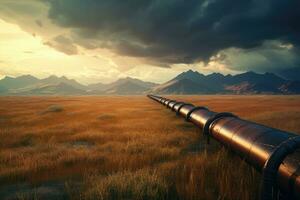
(147, 94), (300, 199)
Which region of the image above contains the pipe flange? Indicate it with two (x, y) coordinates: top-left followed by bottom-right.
(162, 99), (168, 105)
(164, 99), (171, 106)
(167, 100), (177, 107)
(203, 112), (236, 144)
(261, 136), (300, 200)
(186, 106), (208, 121)
(163, 99), (171, 106)
(176, 103), (194, 115)
(171, 102), (185, 111)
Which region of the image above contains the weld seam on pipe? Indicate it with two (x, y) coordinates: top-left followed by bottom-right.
(176, 103), (194, 115)
(185, 106), (208, 121)
(167, 100), (176, 107)
(203, 112), (237, 144)
(171, 102), (184, 111)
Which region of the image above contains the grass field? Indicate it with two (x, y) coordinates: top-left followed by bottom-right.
(0, 95), (299, 200)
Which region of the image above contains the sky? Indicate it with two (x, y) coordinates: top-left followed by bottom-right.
(0, 0), (299, 84)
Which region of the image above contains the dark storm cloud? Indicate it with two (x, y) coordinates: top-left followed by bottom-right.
(217, 41), (300, 73)
(45, 0), (300, 67)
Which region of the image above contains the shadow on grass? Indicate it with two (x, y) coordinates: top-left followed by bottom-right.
(0, 180), (81, 200)
(40, 105), (64, 115)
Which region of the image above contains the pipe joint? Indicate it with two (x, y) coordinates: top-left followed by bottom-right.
(171, 102), (185, 111)
(167, 100), (177, 107)
(147, 95), (300, 198)
(176, 103), (194, 115)
(261, 136), (300, 200)
(203, 112), (237, 144)
(186, 106), (208, 121)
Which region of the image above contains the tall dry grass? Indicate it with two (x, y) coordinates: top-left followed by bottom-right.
(0, 95), (299, 199)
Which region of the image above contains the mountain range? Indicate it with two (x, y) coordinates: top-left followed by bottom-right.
(0, 70), (299, 95)
(0, 75), (158, 95)
(152, 70), (300, 94)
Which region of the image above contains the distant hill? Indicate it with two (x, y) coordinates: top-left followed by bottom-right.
(1, 71), (299, 95)
(0, 75), (40, 91)
(88, 77), (158, 95)
(0, 75), (87, 95)
(0, 75), (158, 95)
(105, 80), (149, 95)
(276, 67), (300, 81)
(152, 78), (212, 94)
(151, 70), (300, 94)
(40, 75), (87, 90)
(279, 81), (300, 94)
(10, 82), (87, 95)
(87, 82), (108, 92)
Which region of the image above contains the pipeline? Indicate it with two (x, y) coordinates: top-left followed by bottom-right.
(147, 94), (300, 200)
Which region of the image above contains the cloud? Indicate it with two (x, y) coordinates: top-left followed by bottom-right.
(45, 0), (300, 67)
(44, 35), (78, 55)
(0, 0), (299, 75)
(216, 41), (300, 73)
(0, 0), (70, 42)
(35, 19), (43, 27)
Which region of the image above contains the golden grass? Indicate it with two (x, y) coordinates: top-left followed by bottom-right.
(0, 95), (299, 199)
(83, 169), (168, 200)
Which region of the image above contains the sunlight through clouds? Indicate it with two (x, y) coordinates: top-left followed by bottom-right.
(0, 0), (299, 83)
(0, 19), (123, 83)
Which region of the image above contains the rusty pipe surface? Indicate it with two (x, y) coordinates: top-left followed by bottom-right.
(147, 94), (300, 199)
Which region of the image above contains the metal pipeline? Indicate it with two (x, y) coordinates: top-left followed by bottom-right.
(147, 94), (300, 199)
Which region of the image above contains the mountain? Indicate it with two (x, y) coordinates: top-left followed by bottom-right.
(152, 79), (212, 94)
(87, 82), (108, 91)
(276, 68), (300, 81)
(155, 70), (221, 93)
(39, 75), (87, 90)
(279, 81), (300, 94)
(0, 75), (158, 95)
(1, 71), (300, 95)
(105, 81), (148, 95)
(174, 69), (206, 83)
(101, 77), (158, 95)
(0, 75), (86, 95)
(224, 72), (286, 94)
(151, 70), (300, 94)
(106, 77), (157, 89)
(10, 82), (86, 95)
(0, 75), (40, 91)
(88, 77), (158, 94)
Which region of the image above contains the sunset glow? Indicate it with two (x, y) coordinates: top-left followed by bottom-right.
(0, 0), (299, 83)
